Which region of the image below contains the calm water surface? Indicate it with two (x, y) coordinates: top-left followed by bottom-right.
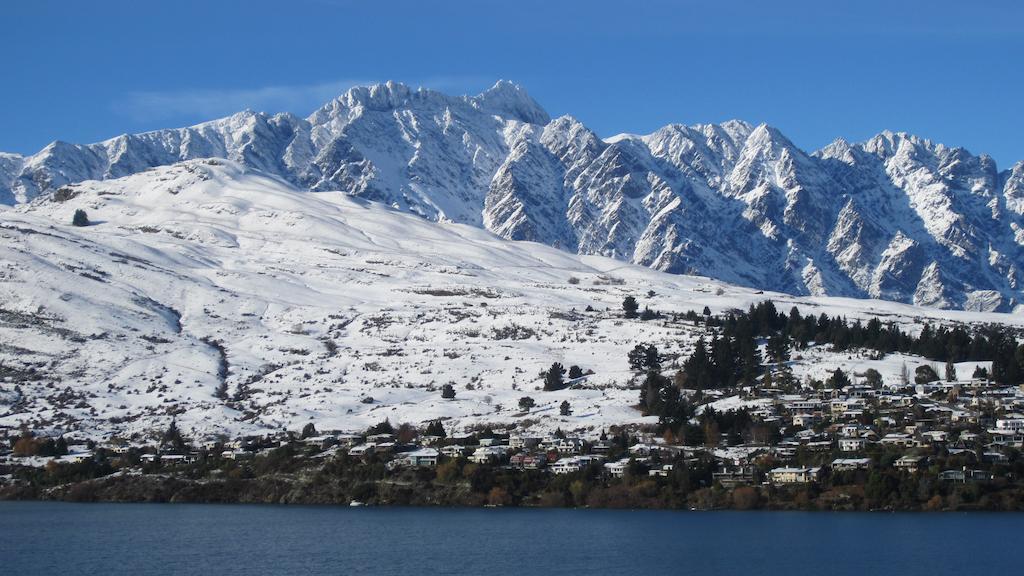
(1, 501), (1021, 575)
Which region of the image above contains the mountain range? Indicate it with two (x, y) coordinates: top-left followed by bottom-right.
(2, 80), (1022, 312)
(5, 158), (1015, 439)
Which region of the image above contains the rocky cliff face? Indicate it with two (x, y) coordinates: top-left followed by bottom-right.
(3, 81), (1021, 311)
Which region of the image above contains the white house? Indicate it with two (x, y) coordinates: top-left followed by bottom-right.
(792, 413), (818, 428)
(769, 467), (822, 484)
(509, 435), (541, 450)
(894, 454), (925, 470)
(556, 438), (585, 454)
(550, 455), (603, 474)
(348, 443), (376, 457)
(440, 445), (470, 458)
(880, 433), (913, 447)
(839, 437), (868, 452)
(995, 417), (1024, 432)
(603, 458), (631, 478)
(395, 448), (439, 468)
(831, 458), (871, 471)
(468, 446), (507, 464)
(648, 464), (674, 477)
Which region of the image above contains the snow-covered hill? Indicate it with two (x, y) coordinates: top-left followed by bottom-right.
(1, 80), (1022, 311)
(1, 160), (1018, 442)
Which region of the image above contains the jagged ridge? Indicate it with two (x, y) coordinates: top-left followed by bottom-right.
(2, 81), (1022, 311)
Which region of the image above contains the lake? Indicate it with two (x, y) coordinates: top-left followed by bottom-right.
(1, 502), (1021, 575)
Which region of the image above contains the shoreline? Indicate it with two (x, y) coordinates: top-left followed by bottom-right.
(3, 468), (1020, 513)
(0, 498), (1014, 515)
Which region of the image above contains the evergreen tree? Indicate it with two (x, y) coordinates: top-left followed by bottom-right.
(300, 422), (317, 439)
(827, 368), (851, 390)
(441, 384), (456, 399)
(945, 360), (957, 382)
(543, 362), (567, 391)
(162, 420), (187, 452)
(72, 209), (89, 227)
(766, 332), (791, 364)
(425, 420), (447, 438)
(560, 400), (572, 416)
(682, 338), (714, 390)
(638, 369), (691, 433)
(737, 337), (762, 385)
(644, 344), (662, 372)
(518, 396), (535, 411)
(367, 419), (395, 435)
(622, 296), (639, 319)
(628, 344), (647, 372)
(568, 365), (584, 380)
(628, 343), (661, 372)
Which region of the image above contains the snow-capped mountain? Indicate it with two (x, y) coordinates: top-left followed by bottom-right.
(2, 159), (1014, 441)
(2, 80), (1022, 311)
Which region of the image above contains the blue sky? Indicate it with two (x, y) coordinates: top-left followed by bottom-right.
(4, 0), (1023, 166)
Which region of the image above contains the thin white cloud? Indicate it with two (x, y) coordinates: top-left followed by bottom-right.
(113, 79), (375, 121)
(112, 76), (508, 123)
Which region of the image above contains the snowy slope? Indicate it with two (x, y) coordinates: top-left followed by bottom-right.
(1, 160), (1019, 442)
(2, 82), (1023, 311)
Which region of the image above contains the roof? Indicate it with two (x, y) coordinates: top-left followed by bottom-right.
(404, 448), (439, 458)
(832, 458), (871, 465)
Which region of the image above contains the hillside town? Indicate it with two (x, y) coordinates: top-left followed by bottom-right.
(4, 352), (1024, 510)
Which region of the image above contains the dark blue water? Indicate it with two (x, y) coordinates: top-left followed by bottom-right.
(1, 502), (1021, 575)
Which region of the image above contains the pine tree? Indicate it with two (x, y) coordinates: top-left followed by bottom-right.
(622, 296), (639, 319)
(441, 384), (456, 399)
(766, 333), (791, 364)
(628, 344), (661, 372)
(368, 419), (395, 435)
(827, 368), (851, 390)
(683, 338), (713, 390)
(425, 420), (447, 438)
(644, 344), (662, 372)
(162, 420), (187, 452)
(518, 396), (535, 411)
(560, 400), (572, 416)
(568, 365), (584, 380)
(543, 362), (567, 391)
(628, 344), (647, 371)
(945, 360), (957, 382)
(72, 209), (89, 227)
(301, 422), (317, 439)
